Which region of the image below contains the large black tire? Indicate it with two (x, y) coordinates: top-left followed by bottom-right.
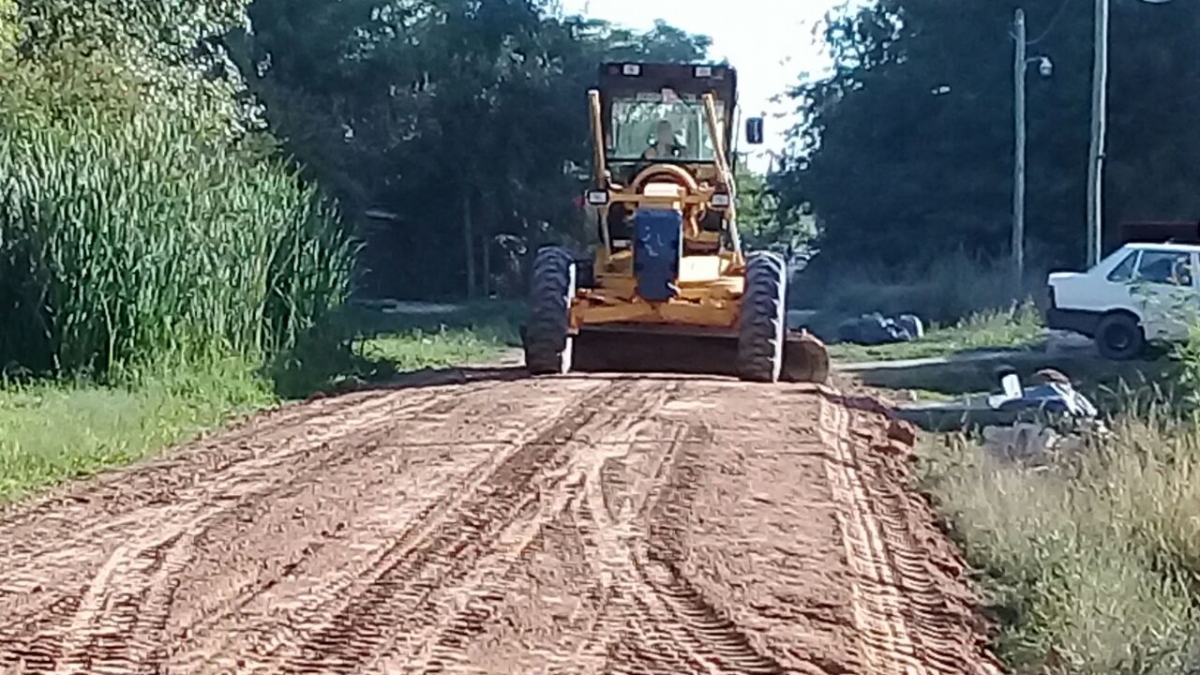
(1094, 311), (1145, 361)
(736, 251), (787, 382)
(524, 246), (576, 375)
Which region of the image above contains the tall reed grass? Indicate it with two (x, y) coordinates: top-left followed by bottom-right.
(0, 55), (355, 379)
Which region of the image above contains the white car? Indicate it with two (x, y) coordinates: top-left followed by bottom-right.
(1046, 242), (1200, 360)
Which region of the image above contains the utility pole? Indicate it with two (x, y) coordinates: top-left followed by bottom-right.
(1013, 8), (1027, 293)
(1084, 0), (1174, 265)
(1085, 0), (1108, 266)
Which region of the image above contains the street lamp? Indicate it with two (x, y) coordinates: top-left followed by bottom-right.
(1086, 0), (1173, 266)
(1012, 8), (1053, 293)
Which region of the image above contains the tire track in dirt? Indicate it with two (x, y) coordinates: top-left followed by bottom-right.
(434, 383), (703, 675)
(586, 416), (785, 675)
(632, 424), (786, 675)
(815, 391), (1004, 675)
(554, 419), (696, 673)
(815, 394), (923, 675)
(382, 382), (681, 675)
(42, 420), (415, 675)
(0, 387), (443, 571)
(0, 389), (470, 673)
(0, 374), (1002, 675)
(205, 379), (656, 674)
(164, 378), (615, 673)
(532, 484), (626, 675)
(533, 398), (784, 675)
(0, 376), (608, 674)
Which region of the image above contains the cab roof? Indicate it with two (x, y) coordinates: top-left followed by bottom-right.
(596, 62), (737, 103)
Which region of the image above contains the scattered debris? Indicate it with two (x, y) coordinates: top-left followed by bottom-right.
(980, 365), (1107, 464)
(987, 366), (1098, 418)
(837, 312), (925, 345)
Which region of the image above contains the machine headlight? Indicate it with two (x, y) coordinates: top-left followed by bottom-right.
(586, 190), (609, 205)
(710, 192), (731, 208)
(622, 64), (641, 76)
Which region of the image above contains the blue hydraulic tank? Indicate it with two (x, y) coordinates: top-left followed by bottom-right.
(632, 207), (683, 302)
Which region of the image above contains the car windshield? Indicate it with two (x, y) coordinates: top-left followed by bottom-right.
(608, 90), (725, 162)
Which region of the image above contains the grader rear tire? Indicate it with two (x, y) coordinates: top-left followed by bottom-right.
(524, 246), (576, 375)
(736, 251), (787, 383)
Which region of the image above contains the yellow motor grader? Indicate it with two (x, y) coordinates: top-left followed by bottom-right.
(522, 61), (829, 383)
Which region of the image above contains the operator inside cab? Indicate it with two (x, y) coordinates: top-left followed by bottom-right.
(641, 119), (686, 160)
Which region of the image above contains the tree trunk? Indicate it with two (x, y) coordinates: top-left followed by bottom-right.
(463, 190), (477, 299)
(481, 233), (492, 298)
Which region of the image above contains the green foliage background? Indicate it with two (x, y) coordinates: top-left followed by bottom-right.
(770, 0), (1200, 274)
(0, 0), (717, 379)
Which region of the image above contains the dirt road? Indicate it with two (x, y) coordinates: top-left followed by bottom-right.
(0, 369), (1001, 674)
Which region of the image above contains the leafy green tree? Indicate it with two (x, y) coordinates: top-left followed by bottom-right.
(12, 0), (262, 137)
(736, 161), (813, 253)
(772, 0), (1200, 272)
(238, 0), (714, 299)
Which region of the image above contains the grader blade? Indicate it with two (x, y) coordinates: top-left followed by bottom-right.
(569, 325), (830, 384)
(783, 330), (831, 384)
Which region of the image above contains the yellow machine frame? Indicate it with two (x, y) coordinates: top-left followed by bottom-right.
(572, 65), (753, 336)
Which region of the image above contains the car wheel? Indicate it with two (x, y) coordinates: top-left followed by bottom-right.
(1094, 312), (1145, 361)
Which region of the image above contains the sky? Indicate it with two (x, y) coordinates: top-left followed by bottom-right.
(555, 0), (847, 170)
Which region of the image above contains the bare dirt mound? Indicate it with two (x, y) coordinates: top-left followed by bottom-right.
(0, 371), (1001, 674)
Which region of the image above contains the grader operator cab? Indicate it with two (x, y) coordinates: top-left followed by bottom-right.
(522, 61), (829, 383)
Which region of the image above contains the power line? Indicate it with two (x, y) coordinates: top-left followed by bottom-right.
(1026, 0), (1078, 45)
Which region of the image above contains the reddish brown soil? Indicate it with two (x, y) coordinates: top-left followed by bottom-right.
(0, 369), (1002, 674)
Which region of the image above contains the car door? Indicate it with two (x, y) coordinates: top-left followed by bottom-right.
(1132, 249), (1199, 340)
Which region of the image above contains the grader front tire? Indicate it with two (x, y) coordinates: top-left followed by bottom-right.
(736, 251), (788, 383)
(524, 246), (576, 375)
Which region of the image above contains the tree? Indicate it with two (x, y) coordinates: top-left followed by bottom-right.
(736, 160), (813, 253)
(239, 1), (714, 299)
(771, 0), (1200, 273)
(12, 0), (263, 137)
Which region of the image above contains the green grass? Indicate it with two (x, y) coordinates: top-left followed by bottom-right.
(920, 412), (1200, 675)
(270, 300), (523, 398)
(828, 300), (1045, 363)
(361, 329), (510, 371)
(0, 360), (272, 502)
(834, 286), (1200, 672)
(0, 303), (519, 501)
(351, 300), (522, 371)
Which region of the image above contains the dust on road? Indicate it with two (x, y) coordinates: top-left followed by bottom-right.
(0, 370), (1001, 674)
